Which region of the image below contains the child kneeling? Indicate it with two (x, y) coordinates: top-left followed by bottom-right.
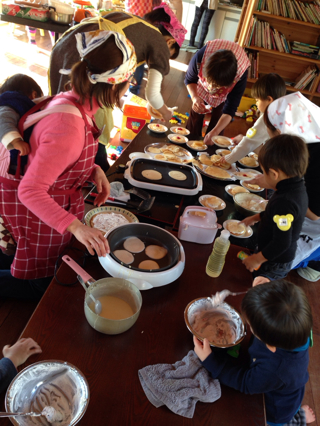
(194, 280), (315, 425)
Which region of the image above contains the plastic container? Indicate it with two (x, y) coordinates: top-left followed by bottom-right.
(206, 230), (230, 277)
(178, 206), (219, 244)
(120, 104), (151, 142)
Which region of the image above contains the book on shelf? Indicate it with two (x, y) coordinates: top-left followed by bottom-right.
(245, 49), (259, 79)
(294, 64), (318, 89)
(256, 0), (320, 23)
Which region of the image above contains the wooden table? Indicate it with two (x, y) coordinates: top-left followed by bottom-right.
(1, 240), (265, 425)
(87, 125), (266, 250)
(0, 13), (71, 42)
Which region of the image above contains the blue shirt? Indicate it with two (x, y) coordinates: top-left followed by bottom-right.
(0, 357), (17, 393)
(202, 336), (309, 424)
(184, 46), (248, 117)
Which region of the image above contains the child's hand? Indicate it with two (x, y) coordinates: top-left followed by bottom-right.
(242, 253), (265, 272)
(241, 214), (260, 227)
(11, 138), (30, 156)
(231, 134), (243, 145)
(3, 338), (42, 368)
(193, 336), (212, 361)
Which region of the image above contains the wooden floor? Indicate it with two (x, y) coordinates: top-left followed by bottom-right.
(0, 23), (319, 424)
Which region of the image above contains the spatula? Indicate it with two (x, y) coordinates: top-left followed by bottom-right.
(89, 193), (155, 213)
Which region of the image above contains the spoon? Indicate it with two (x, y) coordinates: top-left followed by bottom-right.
(0, 411), (43, 418)
(208, 290), (247, 307)
(77, 275), (102, 315)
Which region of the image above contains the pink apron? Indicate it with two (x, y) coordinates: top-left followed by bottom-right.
(197, 40), (251, 108)
(125, 0), (153, 17)
(0, 93), (99, 280)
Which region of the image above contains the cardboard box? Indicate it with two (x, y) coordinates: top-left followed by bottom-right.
(2, 2), (50, 21)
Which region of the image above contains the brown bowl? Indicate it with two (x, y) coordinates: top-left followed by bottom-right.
(184, 298), (246, 348)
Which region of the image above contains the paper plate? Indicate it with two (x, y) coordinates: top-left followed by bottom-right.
(238, 157), (259, 168)
(225, 184), (250, 197)
(148, 123), (168, 133)
(211, 135), (233, 148)
(223, 220), (253, 239)
(5, 360), (89, 426)
(240, 180), (265, 193)
(85, 206), (139, 235)
(186, 141), (208, 151)
(199, 194), (226, 211)
(170, 126), (190, 136)
(144, 142), (193, 163)
(167, 134), (188, 144)
(233, 169), (262, 181)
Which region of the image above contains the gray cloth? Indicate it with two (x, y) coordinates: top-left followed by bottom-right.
(138, 350), (221, 418)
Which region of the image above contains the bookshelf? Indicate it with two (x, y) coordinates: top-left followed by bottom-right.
(236, 0), (320, 105)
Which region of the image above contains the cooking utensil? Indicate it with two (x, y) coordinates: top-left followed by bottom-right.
(48, 6), (74, 24)
(5, 361), (89, 426)
(208, 290), (247, 308)
(62, 255), (142, 334)
(0, 412), (43, 418)
(185, 298), (246, 348)
(88, 193), (155, 213)
(62, 256), (102, 315)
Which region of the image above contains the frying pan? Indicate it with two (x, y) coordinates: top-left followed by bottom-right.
(107, 223), (180, 272)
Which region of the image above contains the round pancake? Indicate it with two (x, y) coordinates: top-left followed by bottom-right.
(173, 127), (189, 135)
(216, 137), (231, 146)
(113, 250), (134, 264)
(210, 154), (221, 163)
(230, 186), (249, 195)
(245, 182), (261, 190)
(123, 237), (145, 253)
(203, 196), (222, 209)
(240, 157), (258, 167)
(227, 222), (246, 235)
(148, 147), (162, 154)
(138, 260), (160, 270)
(145, 245), (168, 260)
(141, 169), (162, 180)
(199, 154), (213, 166)
(219, 149), (231, 156)
(190, 141), (206, 149)
(149, 123), (166, 132)
(168, 156), (183, 163)
(205, 166), (230, 179)
(168, 170), (187, 181)
(154, 154), (167, 161)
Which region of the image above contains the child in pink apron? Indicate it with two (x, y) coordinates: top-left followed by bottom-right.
(0, 30), (137, 300)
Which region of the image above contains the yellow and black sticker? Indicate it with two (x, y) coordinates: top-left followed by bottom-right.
(273, 214), (294, 231)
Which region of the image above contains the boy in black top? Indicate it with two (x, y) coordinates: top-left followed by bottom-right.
(241, 134), (309, 281)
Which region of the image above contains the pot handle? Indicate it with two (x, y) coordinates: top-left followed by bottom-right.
(48, 6), (56, 11)
(62, 255), (95, 286)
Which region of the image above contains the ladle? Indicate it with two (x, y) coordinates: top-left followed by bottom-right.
(208, 290), (247, 307)
(62, 255), (102, 315)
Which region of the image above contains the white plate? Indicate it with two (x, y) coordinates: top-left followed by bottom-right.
(144, 142), (193, 163)
(199, 194), (226, 211)
(186, 141), (208, 151)
(240, 180), (265, 193)
(211, 135), (233, 148)
(223, 219), (253, 239)
(216, 149), (232, 156)
(170, 126), (190, 136)
(167, 133), (188, 144)
(238, 157), (259, 168)
(129, 152), (152, 160)
(85, 206), (139, 234)
(233, 168), (262, 181)
(225, 184), (250, 197)
(148, 123), (168, 133)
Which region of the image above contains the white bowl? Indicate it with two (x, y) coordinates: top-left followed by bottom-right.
(211, 135), (233, 148)
(170, 126), (190, 136)
(225, 184), (250, 197)
(199, 194), (226, 211)
(187, 141), (208, 151)
(129, 152), (152, 160)
(148, 123), (168, 133)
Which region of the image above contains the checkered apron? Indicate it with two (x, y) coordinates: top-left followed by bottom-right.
(197, 40), (251, 108)
(267, 407), (307, 426)
(125, 0), (153, 17)
(0, 93), (99, 280)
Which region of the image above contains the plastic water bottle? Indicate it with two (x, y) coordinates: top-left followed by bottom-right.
(206, 230), (231, 277)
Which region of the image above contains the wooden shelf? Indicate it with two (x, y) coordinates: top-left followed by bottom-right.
(244, 45), (320, 65)
(247, 78), (313, 96)
(253, 11), (320, 29)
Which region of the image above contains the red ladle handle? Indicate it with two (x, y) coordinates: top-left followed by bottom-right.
(62, 255), (94, 283)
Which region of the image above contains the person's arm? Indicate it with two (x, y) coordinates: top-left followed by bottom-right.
(224, 115), (267, 164)
(184, 47), (206, 86)
(0, 106), (22, 150)
(0, 357), (17, 393)
(306, 208), (320, 221)
(145, 69), (173, 121)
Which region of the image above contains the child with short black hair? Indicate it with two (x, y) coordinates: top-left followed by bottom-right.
(194, 280), (316, 425)
(0, 338), (42, 393)
(0, 73), (43, 159)
(221, 73), (286, 165)
(240, 134), (309, 280)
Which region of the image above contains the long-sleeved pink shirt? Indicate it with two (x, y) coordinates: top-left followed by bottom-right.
(18, 91), (100, 235)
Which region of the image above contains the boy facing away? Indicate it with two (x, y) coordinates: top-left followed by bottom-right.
(194, 280), (315, 426)
(240, 134), (309, 281)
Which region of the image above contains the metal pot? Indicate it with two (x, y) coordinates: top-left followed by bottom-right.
(49, 6), (74, 24)
(62, 255), (142, 335)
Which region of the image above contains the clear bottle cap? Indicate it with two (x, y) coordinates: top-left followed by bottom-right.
(220, 230), (230, 240)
